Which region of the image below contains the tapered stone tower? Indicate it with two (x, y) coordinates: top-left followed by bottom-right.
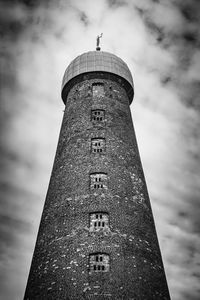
(24, 49), (171, 299)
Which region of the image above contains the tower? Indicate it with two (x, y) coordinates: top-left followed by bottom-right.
(24, 49), (171, 299)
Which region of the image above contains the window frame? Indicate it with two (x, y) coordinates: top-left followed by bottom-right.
(89, 212), (109, 231)
(90, 172), (108, 190)
(89, 253), (110, 273)
(91, 109), (105, 123)
(92, 82), (105, 97)
(91, 137), (106, 154)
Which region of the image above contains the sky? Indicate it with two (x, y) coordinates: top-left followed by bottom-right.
(0, 0), (200, 299)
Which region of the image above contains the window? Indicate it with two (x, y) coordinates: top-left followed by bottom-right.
(90, 212), (109, 230)
(91, 110), (105, 123)
(92, 83), (104, 97)
(91, 138), (106, 153)
(90, 173), (107, 190)
(89, 253), (110, 273)
(109, 85), (113, 98)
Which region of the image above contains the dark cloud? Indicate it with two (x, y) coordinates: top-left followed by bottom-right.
(134, 6), (145, 18)
(0, 3), (28, 39)
(0, 148), (36, 171)
(138, 2), (200, 49)
(181, 291), (200, 300)
(0, 0), (56, 45)
(21, 0), (42, 7)
(145, 17), (165, 40)
(161, 75), (172, 85)
(0, 0), (47, 8)
(178, 211), (188, 218)
(0, 215), (31, 251)
(183, 30), (199, 45)
(183, 82), (200, 110)
(107, 0), (126, 8)
(178, 0), (200, 23)
(80, 11), (89, 26)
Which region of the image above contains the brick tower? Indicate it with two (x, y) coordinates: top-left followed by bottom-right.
(24, 50), (171, 299)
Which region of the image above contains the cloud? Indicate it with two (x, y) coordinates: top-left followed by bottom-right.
(0, 0), (200, 299)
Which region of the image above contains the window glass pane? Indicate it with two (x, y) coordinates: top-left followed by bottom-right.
(89, 253), (110, 273)
(90, 212), (109, 230)
(90, 173), (107, 190)
(91, 110), (105, 123)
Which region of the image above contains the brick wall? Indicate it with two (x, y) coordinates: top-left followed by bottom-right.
(24, 75), (170, 300)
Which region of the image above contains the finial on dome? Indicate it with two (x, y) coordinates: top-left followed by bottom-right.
(96, 33), (103, 51)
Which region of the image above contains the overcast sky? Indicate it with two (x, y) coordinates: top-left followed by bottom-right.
(0, 0), (200, 299)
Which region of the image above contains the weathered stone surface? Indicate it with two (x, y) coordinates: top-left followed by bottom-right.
(24, 57), (170, 299)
